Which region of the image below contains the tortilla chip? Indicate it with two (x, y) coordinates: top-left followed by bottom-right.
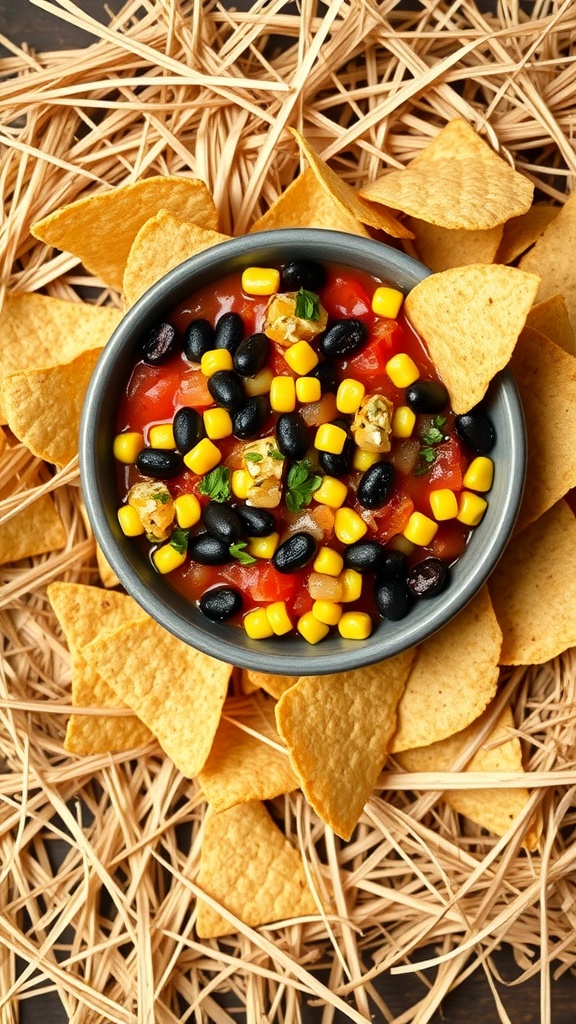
(489, 499), (576, 665)
(407, 218), (503, 272)
(496, 202), (559, 265)
(288, 130), (412, 239)
(2, 347), (102, 467)
(275, 650), (415, 840)
(359, 118), (533, 230)
(96, 544), (120, 589)
(123, 211), (231, 308)
(0, 494), (66, 566)
(80, 617), (231, 777)
(249, 167), (371, 237)
(241, 669), (299, 699)
(397, 704), (540, 850)
(31, 176), (218, 292)
(390, 586), (502, 753)
(404, 263), (540, 413)
(198, 696), (298, 812)
(511, 326), (576, 531)
(196, 801), (317, 938)
(47, 582), (152, 754)
(519, 190), (576, 331)
(0, 293), (121, 422)
(525, 294), (575, 357)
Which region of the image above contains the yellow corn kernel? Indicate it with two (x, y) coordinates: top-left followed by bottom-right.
(313, 546), (344, 577)
(392, 405), (416, 438)
(284, 340), (319, 375)
(244, 367), (274, 397)
(174, 493), (201, 529)
(247, 532), (279, 559)
(200, 348), (233, 377)
(334, 507), (368, 544)
(336, 378), (366, 415)
(297, 611), (330, 645)
(403, 511), (438, 546)
(372, 286), (404, 318)
(266, 601), (293, 635)
(386, 353), (420, 388)
(352, 447), (381, 472)
(338, 611), (373, 640)
(152, 541), (187, 574)
(314, 422), (347, 455)
(113, 431), (144, 464)
(312, 600), (342, 626)
(429, 488), (459, 521)
(457, 491), (488, 526)
(241, 266), (281, 296)
(183, 437), (221, 474)
(117, 504), (145, 537)
(463, 456), (494, 493)
(244, 607), (275, 639)
(313, 475), (348, 509)
(270, 375), (296, 413)
(231, 469), (251, 499)
(203, 406), (233, 440)
(148, 423), (176, 449)
(295, 375), (321, 403)
(339, 568), (363, 603)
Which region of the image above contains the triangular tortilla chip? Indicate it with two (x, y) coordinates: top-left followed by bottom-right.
(407, 218), (503, 272)
(359, 118), (533, 230)
(390, 586), (502, 752)
(241, 669), (299, 699)
(525, 294), (574, 356)
(495, 202), (559, 265)
(0, 431), (66, 562)
(31, 176), (218, 292)
(404, 263), (540, 413)
(520, 190), (576, 332)
(196, 801), (316, 938)
(275, 650), (415, 840)
(249, 166), (371, 237)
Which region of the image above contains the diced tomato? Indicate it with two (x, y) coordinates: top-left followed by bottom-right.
(404, 437), (466, 507)
(270, 343), (297, 377)
(174, 370), (212, 410)
(370, 490), (414, 543)
(220, 561), (302, 605)
(427, 521), (469, 564)
(345, 319), (404, 383)
(321, 275), (372, 321)
(124, 364), (177, 430)
(292, 585), (314, 617)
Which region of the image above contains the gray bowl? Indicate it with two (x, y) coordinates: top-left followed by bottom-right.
(79, 228), (525, 675)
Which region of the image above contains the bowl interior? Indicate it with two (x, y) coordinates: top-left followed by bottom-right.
(80, 229), (525, 675)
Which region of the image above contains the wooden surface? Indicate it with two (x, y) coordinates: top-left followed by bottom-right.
(0, 2), (571, 1022)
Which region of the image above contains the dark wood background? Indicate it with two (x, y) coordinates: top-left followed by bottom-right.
(1, 1), (571, 1021)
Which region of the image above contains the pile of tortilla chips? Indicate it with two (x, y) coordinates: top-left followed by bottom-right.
(3, 118), (576, 940)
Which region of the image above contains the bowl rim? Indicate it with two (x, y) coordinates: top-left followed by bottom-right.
(80, 228), (526, 675)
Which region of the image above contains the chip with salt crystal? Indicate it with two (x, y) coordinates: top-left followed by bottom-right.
(249, 166), (371, 237)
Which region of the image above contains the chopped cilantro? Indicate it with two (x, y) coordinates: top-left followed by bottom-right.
(199, 465), (231, 502)
(269, 448), (286, 461)
(414, 416), (448, 476)
(294, 287), (321, 322)
(151, 490), (170, 504)
(285, 459), (322, 512)
(245, 452), (264, 463)
(170, 528), (189, 554)
(229, 540), (257, 565)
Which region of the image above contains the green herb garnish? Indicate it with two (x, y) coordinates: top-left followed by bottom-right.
(269, 448), (286, 461)
(285, 459), (322, 512)
(170, 528), (189, 554)
(229, 540), (257, 565)
(198, 465), (231, 502)
(414, 416), (448, 476)
(151, 490), (170, 504)
(245, 452), (264, 463)
(294, 287), (321, 321)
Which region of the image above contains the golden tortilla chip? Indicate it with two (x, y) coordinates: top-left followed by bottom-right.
(196, 801), (316, 938)
(31, 176), (218, 292)
(520, 191), (576, 331)
(0, 494), (66, 565)
(47, 582), (152, 754)
(2, 347), (102, 467)
(241, 669), (298, 699)
(397, 704), (540, 850)
(511, 326), (576, 531)
(407, 218), (503, 272)
(123, 210), (231, 308)
(495, 202), (559, 265)
(525, 294), (574, 356)
(198, 696), (298, 812)
(359, 118), (533, 230)
(96, 544), (120, 589)
(80, 617), (231, 777)
(0, 293), (121, 422)
(489, 499), (576, 665)
(275, 651), (415, 840)
(404, 263), (540, 413)
(288, 130), (412, 239)
(249, 167), (371, 237)
(390, 586), (502, 753)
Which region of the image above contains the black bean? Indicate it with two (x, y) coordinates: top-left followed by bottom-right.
(281, 260), (326, 292)
(344, 540), (387, 574)
(233, 332), (270, 377)
(214, 311), (244, 353)
(405, 380), (449, 414)
(374, 576), (412, 620)
(189, 533), (231, 565)
(319, 318), (368, 359)
(455, 410), (496, 454)
(202, 501), (243, 544)
(319, 435), (355, 476)
(199, 586), (243, 621)
(136, 448), (183, 478)
(377, 550), (409, 580)
(142, 322), (177, 365)
(276, 411), (309, 460)
(272, 532), (317, 574)
(183, 318), (214, 362)
(306, 360), (339, 394)
(173, 407), (205, 453)
(356, 461), (395, 510)
(235, 505), (276, 537)
(207, 370), (245, 411)
(233, 396), (270, 439)
(407, 557), (448, 598)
